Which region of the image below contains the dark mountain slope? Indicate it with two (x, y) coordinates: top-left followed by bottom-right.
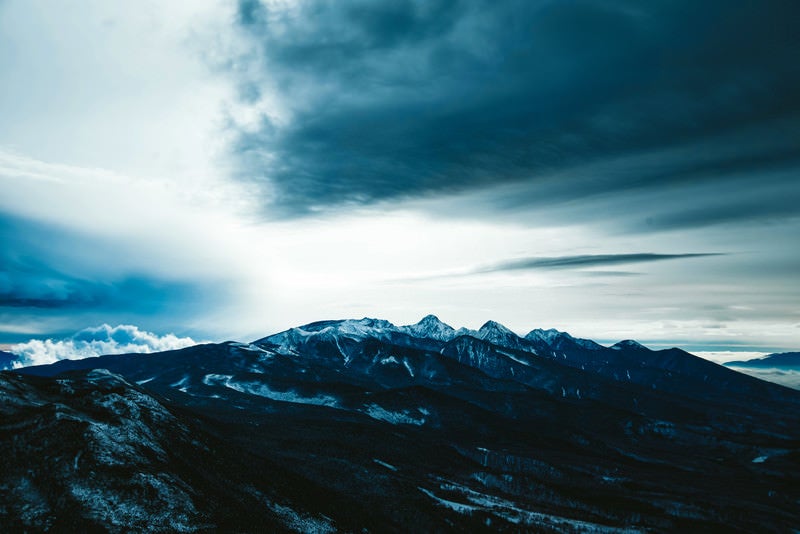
(0, 369), (342, 532)
(8, 317), (800, 531)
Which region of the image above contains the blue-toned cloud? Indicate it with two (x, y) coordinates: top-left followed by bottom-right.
(226, 0), (800, 224)
(0, 211), (226, 343)
(0, 212), (200, 310)
(8, 324), (199, 368)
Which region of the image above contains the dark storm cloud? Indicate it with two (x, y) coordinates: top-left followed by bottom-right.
(228, 0), (800, 222)
(0, 214), (199, 313)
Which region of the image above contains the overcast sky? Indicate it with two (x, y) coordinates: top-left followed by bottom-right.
(1, 0), (799, 360)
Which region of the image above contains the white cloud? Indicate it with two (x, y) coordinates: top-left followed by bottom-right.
(691, 351), (769, 364)
(9, 324), (198, 368)
(726, 367), (800, 391)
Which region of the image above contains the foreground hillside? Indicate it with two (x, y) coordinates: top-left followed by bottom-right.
(4, 317), (800, 532)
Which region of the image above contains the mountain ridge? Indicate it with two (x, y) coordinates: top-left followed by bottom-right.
(5, 315), (800, 531)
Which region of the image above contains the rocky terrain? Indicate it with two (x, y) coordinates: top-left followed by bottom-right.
(3, 316), (799, 532)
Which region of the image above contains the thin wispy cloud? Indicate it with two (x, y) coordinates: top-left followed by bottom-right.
(400, 252), (723, 281)
(472, 253), (724, 273)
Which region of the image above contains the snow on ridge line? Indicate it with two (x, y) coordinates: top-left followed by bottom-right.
(259, 316), (522, 345)
(254, 315), (623, 353)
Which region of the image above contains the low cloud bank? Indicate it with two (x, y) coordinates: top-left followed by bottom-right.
(726, 367), (800, 391)
(8, 324), (198, 368)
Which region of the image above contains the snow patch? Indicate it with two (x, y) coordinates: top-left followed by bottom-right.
(497, 350), (531, 367)
(373, 459), (398, 471)
(435, 479), (641, 532)
(169, 375), (191, 393)
(203, 374), (339, 407)
(418, 487), (477, 515)
(202, 374), (233, 386)
(363, 404), (426, 426)
(402, 358), (415, 377)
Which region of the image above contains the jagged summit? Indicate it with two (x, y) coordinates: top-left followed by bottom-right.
(473, 320), (535, 353)
(415, 314), (444, 325)
(402, 314), (456, 342)
(526, 328), (565, 343)
(526, 328), (604, 351)
(476, 320), (524, 344)
(478, 320), (516, 335)
(337, 317), (396, 336)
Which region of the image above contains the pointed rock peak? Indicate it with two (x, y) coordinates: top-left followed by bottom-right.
(612, 339), (649, 351)
(416, 314), (449, 327)
(474, 321), (530, 349)
(478, 320), (515, 335)
(403, 314), (456, 341)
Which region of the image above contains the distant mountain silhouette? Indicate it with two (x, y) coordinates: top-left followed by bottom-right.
(725, 351), (800, 369)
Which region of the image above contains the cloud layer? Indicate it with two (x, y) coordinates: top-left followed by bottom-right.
(0, 211), (215, 342)
(9, 324), (198, 368)
(726, 367), (800, 391)
(228, 0), (800, 222)
(471, 253), (722, 274)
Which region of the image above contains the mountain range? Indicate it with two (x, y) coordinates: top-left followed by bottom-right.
(725, 351), (800, 370)
(2, 316), (799, 532)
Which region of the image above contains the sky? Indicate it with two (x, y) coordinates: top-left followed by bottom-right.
(1, 0), (799, 364)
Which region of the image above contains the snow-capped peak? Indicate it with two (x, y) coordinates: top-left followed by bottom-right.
(475, 321), (524, 346)
(478, 320), (515, 336)
(255, 317), (399, 350)
(525, 328), (603, 351)
(525, 328), (565, 344)
(402, 315), (456, 342)
(337, 317), (398, 337)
